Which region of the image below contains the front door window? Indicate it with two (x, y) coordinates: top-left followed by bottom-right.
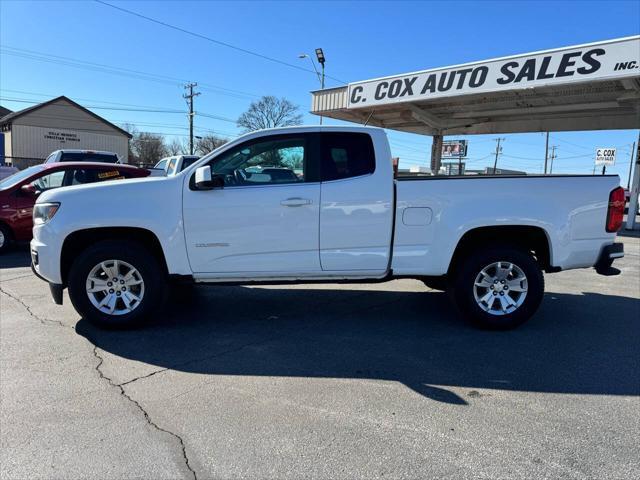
(209, 136), (315, 186)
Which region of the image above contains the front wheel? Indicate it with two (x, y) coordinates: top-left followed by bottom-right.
(450, 245), (544, 330)
(0, 223), (13, 253)
(68, 240), (166, 329)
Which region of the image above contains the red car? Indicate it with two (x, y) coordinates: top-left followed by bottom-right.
(0, 162), (150, 252)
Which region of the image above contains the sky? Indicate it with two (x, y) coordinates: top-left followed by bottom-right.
(1, 0), (639, 184)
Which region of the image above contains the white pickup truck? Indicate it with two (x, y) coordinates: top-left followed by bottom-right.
(30, 126), (625, 330)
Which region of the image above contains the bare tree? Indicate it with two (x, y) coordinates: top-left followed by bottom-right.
(195, 134), (229, 156)
(119, 123), (139, 163)
(131, 132), (167, 165)
(237, 96), (303, 132)
(167, 137), (189, 156)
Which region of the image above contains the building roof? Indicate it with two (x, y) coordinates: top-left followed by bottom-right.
(0, 106), (12, 118)
(0, 96), (133, 138)
(311, 36), (640, 136)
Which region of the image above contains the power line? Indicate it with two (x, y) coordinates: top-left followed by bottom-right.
(0, 97), (239, 127)
(1, 88), (184, 110)
(0, 97), (185, 114)
(0, 98), (243, 140)
(0, 91), (191, 115)
(93, 0), (347, 85)
(549, 135), (592, 151)
(0, 46), (260, 100)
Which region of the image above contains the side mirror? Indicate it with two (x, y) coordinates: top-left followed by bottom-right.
(194, 166), (224, 190)
(20, 184), (39, 197)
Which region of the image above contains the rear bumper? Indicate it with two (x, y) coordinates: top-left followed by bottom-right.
(594, 242), (624, 275)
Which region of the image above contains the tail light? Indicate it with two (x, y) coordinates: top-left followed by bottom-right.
(606, 187), (625, 232)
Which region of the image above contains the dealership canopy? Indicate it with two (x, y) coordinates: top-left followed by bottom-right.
(310, 36), (640, 136)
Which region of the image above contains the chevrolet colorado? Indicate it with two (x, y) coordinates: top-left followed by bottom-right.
(30, 126), (625, 329)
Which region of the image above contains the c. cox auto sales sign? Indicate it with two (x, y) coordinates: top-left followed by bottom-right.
(347, 36), (640, 108)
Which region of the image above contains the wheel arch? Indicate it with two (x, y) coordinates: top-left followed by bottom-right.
(447, 225), (553, 277)
(60, 227), (168, 284)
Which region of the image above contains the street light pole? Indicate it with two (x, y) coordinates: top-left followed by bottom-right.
(315, 48), (326, 125)
(299, 48), (326, 125)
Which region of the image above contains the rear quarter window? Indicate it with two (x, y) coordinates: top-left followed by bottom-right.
(320, 133), (375, 182)
(60, 152), (119, 163)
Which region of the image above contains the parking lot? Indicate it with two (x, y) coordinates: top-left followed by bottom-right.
(1, 235), (638, 479)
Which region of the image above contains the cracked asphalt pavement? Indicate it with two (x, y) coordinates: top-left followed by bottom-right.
(1, 237), (639, 479)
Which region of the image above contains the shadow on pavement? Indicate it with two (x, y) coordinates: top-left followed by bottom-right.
(77, 284), (640, 405)
(0, 246), (31, 269)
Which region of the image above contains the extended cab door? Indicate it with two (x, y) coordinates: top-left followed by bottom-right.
(183, 132), (322, 276)
(319, 131), (394, 273)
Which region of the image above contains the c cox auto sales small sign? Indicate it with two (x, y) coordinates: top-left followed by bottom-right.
(595, 148), (616, 166)
(347, 36), (640, 108)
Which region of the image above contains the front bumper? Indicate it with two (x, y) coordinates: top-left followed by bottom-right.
(30, 224), (64, 285)
(31, 261), (64, 305)
(594, 242), (624, 275)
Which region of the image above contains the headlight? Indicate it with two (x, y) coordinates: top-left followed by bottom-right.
(33, 202), (60, 225)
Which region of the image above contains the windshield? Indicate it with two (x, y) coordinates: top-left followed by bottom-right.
(0, 165), (44, 189)
(154, 158), (169, 170)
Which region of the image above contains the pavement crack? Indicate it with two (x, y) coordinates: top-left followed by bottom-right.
(118, 367), (170, 387)
(119, 336), (276, 389)
(92, 346), (197, 480)
(0, 285), (68, 328)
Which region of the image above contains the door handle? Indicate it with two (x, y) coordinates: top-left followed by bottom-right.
(281, 197), (312, 207)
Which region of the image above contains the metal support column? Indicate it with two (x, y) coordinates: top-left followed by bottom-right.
(431, 133), (443, 174)
(625, 132), (640, 231)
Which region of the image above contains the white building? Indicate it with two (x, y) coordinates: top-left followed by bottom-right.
(0, 96), (131, 168)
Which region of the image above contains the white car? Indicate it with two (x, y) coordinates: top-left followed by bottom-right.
(31, 126), (625, 330)
(44, 149), (121, 164)
(154, 155), (200, 176)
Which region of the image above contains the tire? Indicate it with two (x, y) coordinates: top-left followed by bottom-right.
(450, 244), (544, 330)
(68, 240), (166, 329)
(0, 223), (13, 253)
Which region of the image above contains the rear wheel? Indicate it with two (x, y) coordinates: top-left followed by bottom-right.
(450, 245), (544, 330)
(0, 223), (12, 253)
(68, 240), (166, 329)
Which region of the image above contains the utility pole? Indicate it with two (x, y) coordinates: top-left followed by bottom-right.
(627, 141), (636, 189)
(543, 132), (549, 174)
(492, 137), (504, 174)
(549, 145), (557, 174)
(183, 82), (200, 155)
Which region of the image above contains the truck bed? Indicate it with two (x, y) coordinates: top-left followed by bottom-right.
(392, 174), (621, 276)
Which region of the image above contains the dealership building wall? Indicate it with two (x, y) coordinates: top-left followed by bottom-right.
(0, 96), (131, 169)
